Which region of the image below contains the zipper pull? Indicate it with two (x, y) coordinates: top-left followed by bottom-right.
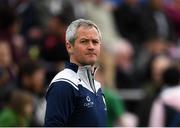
(85, 65), (96, 94)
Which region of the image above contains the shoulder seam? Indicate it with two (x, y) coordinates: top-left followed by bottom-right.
(52, 78), (79, 90)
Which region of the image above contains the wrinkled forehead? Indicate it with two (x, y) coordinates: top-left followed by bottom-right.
(76, 26), (101, 39)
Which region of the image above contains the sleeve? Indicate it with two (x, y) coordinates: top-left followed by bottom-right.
(0, 108), (17, 126)
(44, 81), (76, 126)
(111, 95), (125, 117)
(104, 88), (125, 126)
(149, 98), (165, 127)
(105, 88), (125, 117)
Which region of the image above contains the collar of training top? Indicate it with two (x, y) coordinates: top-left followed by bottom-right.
(65, 62), (98, 74)
(65, 62), (79, 73)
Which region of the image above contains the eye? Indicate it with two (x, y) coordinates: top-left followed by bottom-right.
(92, 40), (100, 45)
(80, 39), (88, 44)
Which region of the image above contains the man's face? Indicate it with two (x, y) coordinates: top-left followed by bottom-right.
(66, 26), (101, 66)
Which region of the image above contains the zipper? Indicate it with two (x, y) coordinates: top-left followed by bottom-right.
(85, 66), (97, 95)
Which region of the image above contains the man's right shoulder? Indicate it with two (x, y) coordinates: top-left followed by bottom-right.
(48, 69), (79, 91)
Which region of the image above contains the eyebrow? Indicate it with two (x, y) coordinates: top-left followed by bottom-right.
(80, 38), (100, 41)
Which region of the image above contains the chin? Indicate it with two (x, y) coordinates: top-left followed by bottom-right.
(80, 57), (97, 66)
(86, 60), (96, 66)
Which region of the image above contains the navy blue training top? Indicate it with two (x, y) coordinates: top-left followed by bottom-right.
(44, 62), (107, 127)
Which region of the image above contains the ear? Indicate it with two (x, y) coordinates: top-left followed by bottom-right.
(66, 42), (74, 55)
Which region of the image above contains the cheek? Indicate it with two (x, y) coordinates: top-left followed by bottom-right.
(74, 46), (85, 56)
(96, 46), (101, 56)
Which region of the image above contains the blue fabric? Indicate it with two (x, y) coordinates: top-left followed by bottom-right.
(65, 62), (79, 73)
(45, 81), (107, 127)
(45, 82), (76, 126)
(164, 104), (180, 127)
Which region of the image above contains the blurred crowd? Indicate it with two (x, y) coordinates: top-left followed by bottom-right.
(0, 0), (179, 127)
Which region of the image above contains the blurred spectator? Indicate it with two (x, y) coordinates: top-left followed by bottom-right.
(0, 5), (18, 39)
(104, 87), (126, 126)
(0, 68), (9, 89)
(137, 54), (171, 126)
(25, 28), (42, 61)
(95, 62), (138, 127)
(0, 40), (17, 82)
(149, 65), (180, 127)
(9, 0), (44, 62)
(98, 46), (116, 88)
(136, 38), (169, 81)
(12, 0), (41, 37)
(40, 14), (69, 62)
(0, 90), (33, 126)
(40, 14), (70, 85)
(0, 40), (17, 110)
(17, 60), (46, 126)
(105, 0), (123, 8)
(13, 34), (28, 63)
(113, 39), (139, 89)
(168, 44), (180, 62)
(165, 0), (180, 39)
(0, 5), (25, 63)
(113, 0), (145, 46)
(18, 60), (45, 95)
(0, 67), (14, 110)
(141, 0), (175, 42)
(45, 0), (76, 19)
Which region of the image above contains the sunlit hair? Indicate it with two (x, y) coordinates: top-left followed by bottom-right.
(66, 19), (102, 45)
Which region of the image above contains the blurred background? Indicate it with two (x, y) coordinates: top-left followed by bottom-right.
(0, 0), (179, 127)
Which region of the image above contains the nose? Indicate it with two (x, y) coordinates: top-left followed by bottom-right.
(87, 42), (95, 50)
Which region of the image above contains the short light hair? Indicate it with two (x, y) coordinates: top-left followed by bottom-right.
(66, 19), (102, 45)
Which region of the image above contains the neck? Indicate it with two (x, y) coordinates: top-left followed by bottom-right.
(70, 58), (95, 67)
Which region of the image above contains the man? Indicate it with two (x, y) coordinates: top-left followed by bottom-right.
(44, 19), (107, 127)
(149, 65), (180, 127)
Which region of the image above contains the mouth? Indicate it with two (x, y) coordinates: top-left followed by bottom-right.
(86, 53), (97, 56)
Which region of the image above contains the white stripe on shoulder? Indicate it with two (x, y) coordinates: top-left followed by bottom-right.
(52, 78), (79, 90)
(49, 69), (80, 90)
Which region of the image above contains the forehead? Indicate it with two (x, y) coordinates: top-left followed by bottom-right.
(76, 26), (100, 39)
(153, 57), (170, 70)
(0, 42), (10, 51)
